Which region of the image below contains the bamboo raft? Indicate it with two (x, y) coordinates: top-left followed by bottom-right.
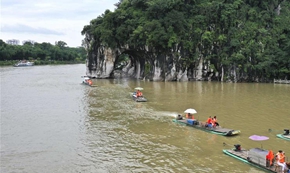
(277, 134), (290, 141)
(223, 148), (283, 173)
(173, 118), (241, 136)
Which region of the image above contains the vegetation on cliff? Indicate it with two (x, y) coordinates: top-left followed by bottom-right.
(0, 40), (86, 66)
(82, 0), (290, 82)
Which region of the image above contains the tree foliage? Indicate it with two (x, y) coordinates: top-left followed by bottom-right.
(82, 0), (290, 81)
(0, 40), (86, 63)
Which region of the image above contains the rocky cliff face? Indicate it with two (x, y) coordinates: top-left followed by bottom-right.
(85, 45), (216, 82)
(86, 47), (116, 78)
(84, 38), (247, 82)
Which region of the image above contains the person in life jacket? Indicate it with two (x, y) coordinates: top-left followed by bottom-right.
(206, 116), (212, 127)
(213, 116), (219, 126)
(137, 90), (143, 97)
(88, 80), (92, 86)
(191, 113), (194, 119)
(186, 113), (194, 119)
(266, 150), (275, 167)
(276, 150), (287, 172)
(136, 90), (140, 97)
(211, 118), (216, 127)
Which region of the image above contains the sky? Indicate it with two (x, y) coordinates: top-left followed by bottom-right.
(0, 0), (119, 47)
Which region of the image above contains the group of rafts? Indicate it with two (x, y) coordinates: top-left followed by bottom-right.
(82, 76), (146, 101)
(173, 108), (290, 173)
(82, 80), (290, 172)
(173, 108), (241, 136)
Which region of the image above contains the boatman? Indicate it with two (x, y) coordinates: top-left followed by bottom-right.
(176, 114), (183, 120)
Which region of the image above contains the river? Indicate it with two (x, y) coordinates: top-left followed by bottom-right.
(1, 64), (289, 173)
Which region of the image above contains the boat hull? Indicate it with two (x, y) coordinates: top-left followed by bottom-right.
(223, 149), (280, 172)
(276, 134), (290, 141)
(172, 119), (240, 136)
(132, 96), (147, 102)
(132, 93), (147, 102)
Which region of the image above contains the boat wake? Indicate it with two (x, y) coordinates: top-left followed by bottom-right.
(157, 111), (179, 118)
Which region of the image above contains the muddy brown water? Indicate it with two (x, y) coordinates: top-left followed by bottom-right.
(1, 64), (289, 173)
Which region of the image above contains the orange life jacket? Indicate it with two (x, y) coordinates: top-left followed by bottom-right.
(266, 150), (274, 165)
(214, 118), (217, 123)
(207, 118), (212, 124)
(278, 153), (285, 163)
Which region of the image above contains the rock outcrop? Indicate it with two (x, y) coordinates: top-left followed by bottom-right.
(85, 45), (216, 81)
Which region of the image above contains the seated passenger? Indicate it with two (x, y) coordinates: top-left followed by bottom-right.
(186, 113), (194, 119)
(211, 118), (216, 128)
(206, 116), (212, 127)
(276, 150), (287, 172)
(266, 150), (274, 167)
(191, 114), (194, 120)
(136, 90), (143, 97)
(213, 116), (219, 126)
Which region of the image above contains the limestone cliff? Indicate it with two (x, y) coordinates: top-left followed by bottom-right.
(85, 46), (214, 81)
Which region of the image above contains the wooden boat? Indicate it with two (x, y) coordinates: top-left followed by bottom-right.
(277, 129), (290, 141)
(223, 145), (289, 173)
(172, 118), (240, 136)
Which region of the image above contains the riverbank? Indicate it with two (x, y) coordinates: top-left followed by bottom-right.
(0, 60), (85, 66)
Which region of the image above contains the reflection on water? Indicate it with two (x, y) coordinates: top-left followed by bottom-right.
(1, 65), (289, 173)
